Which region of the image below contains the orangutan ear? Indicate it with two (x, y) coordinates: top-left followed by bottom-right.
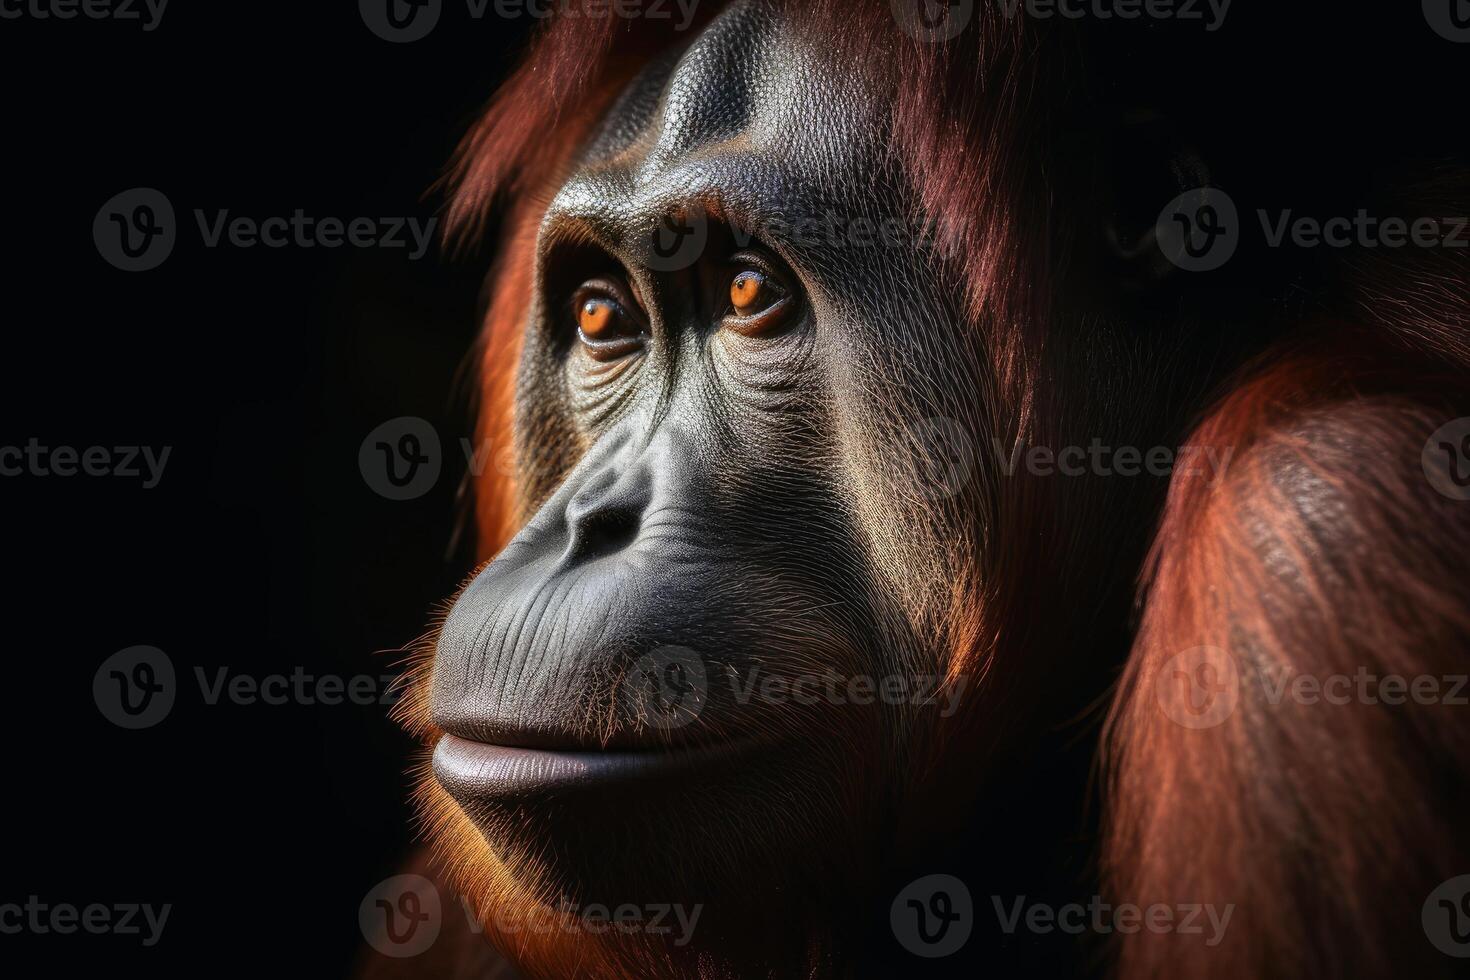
(1103, 108), (1212, 291)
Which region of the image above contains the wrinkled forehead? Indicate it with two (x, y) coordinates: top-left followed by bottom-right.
(543, 1), (895, 270)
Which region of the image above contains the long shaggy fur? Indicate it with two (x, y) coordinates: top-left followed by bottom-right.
(384, 3), (1470, 977)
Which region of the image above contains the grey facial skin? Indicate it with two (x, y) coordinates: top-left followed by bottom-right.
(427, 0), (1206, 972)
(430, 0), (966, 926)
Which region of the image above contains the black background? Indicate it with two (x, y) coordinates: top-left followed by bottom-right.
(2, 4), (533, 975)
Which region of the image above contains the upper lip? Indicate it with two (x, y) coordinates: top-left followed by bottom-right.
(432, 715), (700, 753)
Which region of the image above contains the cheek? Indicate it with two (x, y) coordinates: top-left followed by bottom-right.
(564, 346), (648, 429)
(708, 322), (819, 413)
(825, 342), (984, 627)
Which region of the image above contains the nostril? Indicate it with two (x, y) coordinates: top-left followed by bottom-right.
(567, 504), (642, 563)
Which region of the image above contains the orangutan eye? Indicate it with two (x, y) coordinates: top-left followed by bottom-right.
(730, 270), (773, 315)
(722, 254), (796, 335)
(578, 297), (623, 340)
(572, 278), (645, 358)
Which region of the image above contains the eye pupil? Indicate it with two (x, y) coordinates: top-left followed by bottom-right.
(730, 271), (765, 313)
(578, 298), (617, 339)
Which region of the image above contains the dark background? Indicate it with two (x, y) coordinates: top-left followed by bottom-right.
(1, 4), (533, 975)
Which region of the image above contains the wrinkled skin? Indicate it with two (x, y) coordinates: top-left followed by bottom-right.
(426, 1), (1193, 972)
(359, 4), (1470, 978)
(434, 0), (966, 908)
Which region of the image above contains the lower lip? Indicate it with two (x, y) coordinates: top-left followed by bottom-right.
(432, 734), (728, 800)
